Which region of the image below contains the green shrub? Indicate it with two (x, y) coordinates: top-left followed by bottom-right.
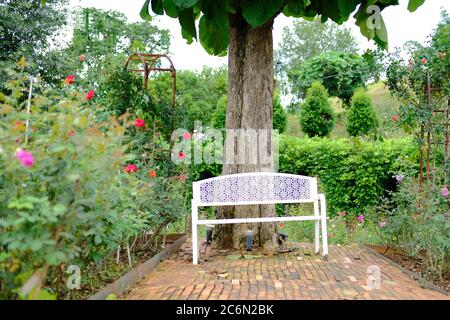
(300, 81), (335, 137)
(279, 135), (418, 219)
(273, 92), (287, 134)
(346, 88), (378, 137)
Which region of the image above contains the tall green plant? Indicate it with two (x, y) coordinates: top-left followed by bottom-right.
(300, 81), (335, 137)
(346, 88), (378, 137)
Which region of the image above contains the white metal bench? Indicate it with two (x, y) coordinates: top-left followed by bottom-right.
(191, 172), (328, 264)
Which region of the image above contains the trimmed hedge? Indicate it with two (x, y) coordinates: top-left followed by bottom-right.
(279, 136), (418, 217)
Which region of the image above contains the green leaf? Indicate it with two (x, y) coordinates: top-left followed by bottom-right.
(45, 251), (66, 265)
(173, 0), (197, 8)
(199, 15), (228, 56)
(163, 0), (179, 18)
(337, 0), (360, 18)
(407, 0), (425, 12)
(94, 234), (102, 245)
(53, 203), (66, 216)
(151, 0), (164, 15)
(179, 7), (197, 42)
(241, 0), (284, 27)
(30, 240), (43, 251)
(140, 0), (152, 21)
(320, 0), (343, 23)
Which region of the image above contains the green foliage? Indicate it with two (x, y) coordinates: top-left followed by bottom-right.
(211, 91), (287, 133)
(370, 177), (449, 279)
(142, 0), (427, 55)
(211, 95), (227, 129)
(386, 11), (449, 132)
(0, 67), (188, 299)
(0, 0), (67, 87)
(273, 92), (287, 134)
(291, 51), (368, 105)
(346, 88), (378, 137)
(279, 135), (418, 221)
(300, 82), (335, 137)
(97, 67), (176, 139)
(151, 67), (227, 130)
(275, 18), (358, 95)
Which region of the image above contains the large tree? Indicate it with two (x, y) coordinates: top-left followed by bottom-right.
(275, 17), (358, 95)
(0, 0), (68, 86)
(140, 0), (427, 249)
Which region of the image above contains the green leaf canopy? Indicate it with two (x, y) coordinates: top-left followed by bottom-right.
(141, 0), (427, 55)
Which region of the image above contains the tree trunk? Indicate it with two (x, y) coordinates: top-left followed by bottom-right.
(214, 13), (277, 250)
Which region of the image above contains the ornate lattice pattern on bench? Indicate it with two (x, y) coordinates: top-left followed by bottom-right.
(198, 175), (312, 204)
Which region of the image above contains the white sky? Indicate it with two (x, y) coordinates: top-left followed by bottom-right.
(68, 0), (450, 71)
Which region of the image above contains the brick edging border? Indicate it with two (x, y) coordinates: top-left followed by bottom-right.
(89, 234), (189, 300)
(360, 244), (449, 297)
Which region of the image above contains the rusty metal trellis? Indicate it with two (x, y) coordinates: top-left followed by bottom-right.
(418, 73), (449, 204)
(125, 53), (176, 106)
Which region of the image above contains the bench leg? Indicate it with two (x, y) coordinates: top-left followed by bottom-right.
(319, 194), (329, 261)
(192, 203), (198, 265)
(314, 200), (320, 254)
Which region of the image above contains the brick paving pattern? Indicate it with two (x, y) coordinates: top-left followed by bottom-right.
(123, 240), (449, 300)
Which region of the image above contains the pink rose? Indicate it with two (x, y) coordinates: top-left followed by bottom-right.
(86, 90), (95, 101)
(123, 164), (138, 173)
(357, 214), (364, 223)
(183, 132), (192, 140)
(16, 149), (35, 167)
(135, 119), (145, 127)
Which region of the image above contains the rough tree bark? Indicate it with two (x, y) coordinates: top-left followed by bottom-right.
(214, 13), (277, 250)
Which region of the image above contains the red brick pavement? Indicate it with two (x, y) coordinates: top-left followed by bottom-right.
(122, 240), (449, 300)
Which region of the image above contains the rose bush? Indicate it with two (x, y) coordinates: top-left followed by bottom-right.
(0, 66), (188, 299)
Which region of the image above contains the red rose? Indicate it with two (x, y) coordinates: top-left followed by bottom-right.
(178, 151), (185, 160)
(65, 75), (75, 85)
(183, 132), (192, 140)
(86, 90), (95, 101)
(135, 119), (145, 127)
(149, 169), (157, 177)
(393, 115), (398, 124)
(124, 164), (138, 173)
(79, 55), (86, 62)
(421, 57), (428, 64)
(178, 174), (187, 182)
(341, 211), (346, 216)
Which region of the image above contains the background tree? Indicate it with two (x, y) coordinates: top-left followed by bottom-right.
(151, 66), (228, 130)
(140, 0), (427, 249)
(346, 88), (378, 137)
(0, 0), (68, 87)
(275, 18), (358, 95)
(67, 7), (171, 86)
(300, 81), (335, 137)
(212, 91), (287, 133)
(291, 51), (368, 106)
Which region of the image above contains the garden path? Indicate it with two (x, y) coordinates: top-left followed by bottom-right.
(122, 239), (448, 300)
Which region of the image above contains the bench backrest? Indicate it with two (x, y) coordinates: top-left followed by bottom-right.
(193, 172), (318, 207)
